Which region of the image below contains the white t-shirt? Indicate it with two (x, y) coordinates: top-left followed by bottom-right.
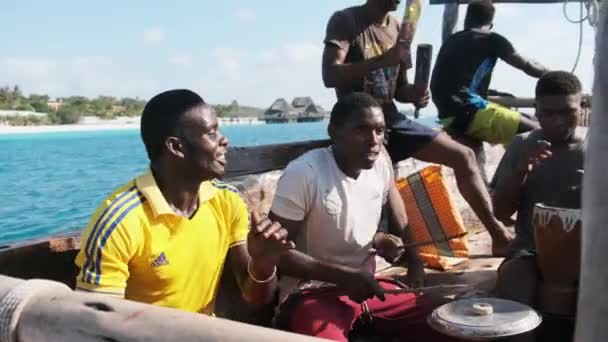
(271, 146), (392, 301)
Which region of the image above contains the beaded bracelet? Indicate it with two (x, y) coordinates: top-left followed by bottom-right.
(247, 259), (277, 283)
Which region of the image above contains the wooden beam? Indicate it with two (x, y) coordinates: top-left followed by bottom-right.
(0, 275), (324, 342)
(442, 3), (460, 41)
(576, 1), (608, 340)
(431, 0), (588, 4)
(0, 234), (80, 288)
(487, 96), (535, 108)
(224, 139), (330, 178)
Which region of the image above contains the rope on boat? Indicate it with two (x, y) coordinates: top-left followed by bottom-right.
(562, 0), (599, 26)
(0, 279), (71, 342)
(562, 0), (599, 72)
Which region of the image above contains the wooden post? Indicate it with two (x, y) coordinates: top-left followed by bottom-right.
(575, 1), (608, 341)
(442, 2), (459, 42)
(0, 275), (325, 342)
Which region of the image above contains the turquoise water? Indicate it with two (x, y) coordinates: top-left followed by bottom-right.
(0, 117), (437, 246)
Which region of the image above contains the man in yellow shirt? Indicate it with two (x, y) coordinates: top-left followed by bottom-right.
(75, 89), (294, 314)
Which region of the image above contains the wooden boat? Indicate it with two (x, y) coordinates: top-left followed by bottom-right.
(0, 136), (505, 326)
(0, 0), (603, 337)
(0, 96), (593, 330)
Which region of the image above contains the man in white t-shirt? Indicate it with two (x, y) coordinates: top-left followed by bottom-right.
(270, 93), (453, 341)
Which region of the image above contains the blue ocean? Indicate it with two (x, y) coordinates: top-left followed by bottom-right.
(0, 117), (437, 246)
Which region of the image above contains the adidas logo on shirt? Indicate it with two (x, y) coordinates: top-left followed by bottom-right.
(151, 252), (170, 268)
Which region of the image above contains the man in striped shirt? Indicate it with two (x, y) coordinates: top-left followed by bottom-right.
(75, 89), (294, 314)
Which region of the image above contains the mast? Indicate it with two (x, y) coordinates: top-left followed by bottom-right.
(575, 1), (608, 340)
(442, 2), (460, 41)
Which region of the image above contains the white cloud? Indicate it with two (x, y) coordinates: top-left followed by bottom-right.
(2, 8), (595, 112)
(0, 57), (57, 78)
(284, 42), (323, 65)
(234, 8), (256, 21)
(143, 27), (165, 43)
(0, 56), (159, 99)
(495, 4), (524, 18)
(259, 42), (322, 66)
(197, 41), (333, 108)
(212, 48), (242, 82)
(491, 17), (595, 97)
(169, 55), (193, 67)
(259, 50), (279, 65)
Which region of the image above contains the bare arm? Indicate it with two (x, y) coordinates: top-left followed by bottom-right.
(502, 52), (549, 78)
(228, 244), (277, 305)
(269, 211), (385, 302)
(493, 141), (553, 223)
(269, 212), (355, 284)
(228, 212), (294, 305)
(392, 64), (431, 109)
(492, 167), (529, 223)
(393, 69), (414, 103)
(322, 44), (403, 89)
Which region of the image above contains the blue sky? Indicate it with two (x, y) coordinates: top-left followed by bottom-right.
(0, 1), (596, 113)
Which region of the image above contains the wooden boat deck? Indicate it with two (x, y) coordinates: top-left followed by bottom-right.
(375, 230), (501, 305)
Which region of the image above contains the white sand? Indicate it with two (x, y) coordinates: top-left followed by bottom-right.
(0, 117), (263, 135)
(0, 123), (140, 135)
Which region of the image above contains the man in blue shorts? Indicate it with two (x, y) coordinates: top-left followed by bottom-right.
(431, 0), (549, 146)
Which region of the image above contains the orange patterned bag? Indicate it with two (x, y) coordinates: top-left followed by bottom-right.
(396, 165), (469, 270)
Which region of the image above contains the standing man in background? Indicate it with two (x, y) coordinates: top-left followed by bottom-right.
(322, 0), (512, 255)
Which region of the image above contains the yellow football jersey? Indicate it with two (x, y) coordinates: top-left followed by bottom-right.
(75, 170), (249, 314)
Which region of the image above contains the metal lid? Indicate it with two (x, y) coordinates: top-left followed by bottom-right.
(427, 297), (542, 341)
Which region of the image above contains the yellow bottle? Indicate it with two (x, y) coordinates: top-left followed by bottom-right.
(399, 0), (423, 48)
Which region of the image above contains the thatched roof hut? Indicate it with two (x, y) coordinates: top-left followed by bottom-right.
(291, 97), (315, 109)
(265, 98), (294, 115)
(303, 103), (320, 114)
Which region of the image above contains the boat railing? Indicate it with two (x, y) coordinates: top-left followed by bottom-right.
(489, 95), (592, 127)
(0, 274), (324, 342)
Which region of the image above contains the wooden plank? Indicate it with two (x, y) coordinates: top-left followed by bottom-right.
(225, 139), (330, 178)
(0, 239), (79, 288)
(489, 95), (595, 110)
(442, 3), (460, 42)
(488, 96), (535, 108)
(431, 0), (588, 4)
(580, 108), (591, 127)
(576, 1), (608, 339)
(0, 275), (324, 342)
(487, 96), (592, 127)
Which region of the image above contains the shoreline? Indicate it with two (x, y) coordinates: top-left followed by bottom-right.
(0, 123), (140, 135)
(0, 117), (265, 135)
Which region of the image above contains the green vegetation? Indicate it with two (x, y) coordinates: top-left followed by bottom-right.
(212, 100), (264, 118)
(0, 114), (49, 126)
(0, 85), (147, 125)
(0, 85), (265, 125)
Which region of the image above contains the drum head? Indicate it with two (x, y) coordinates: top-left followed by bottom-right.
(427, 297), (542, 341)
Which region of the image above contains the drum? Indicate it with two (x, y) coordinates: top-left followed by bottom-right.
(533, 203), (582, 316)
(427, 297), (542, 341)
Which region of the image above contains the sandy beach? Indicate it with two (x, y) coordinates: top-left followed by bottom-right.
(0, 116), (263, 135)
(0, 123), (140, 135)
